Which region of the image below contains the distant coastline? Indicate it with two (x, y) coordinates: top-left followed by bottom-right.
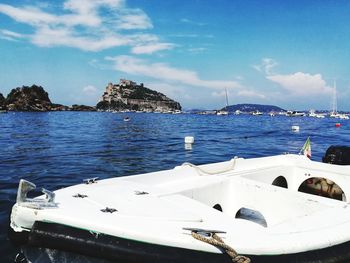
(0, 80), (182, 113)
(1, 82), (349, 115)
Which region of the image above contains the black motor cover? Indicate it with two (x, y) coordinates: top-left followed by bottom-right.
(323, 146), (350, 165)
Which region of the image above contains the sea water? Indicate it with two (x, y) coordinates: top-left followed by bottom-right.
(0, 111), (349, 262)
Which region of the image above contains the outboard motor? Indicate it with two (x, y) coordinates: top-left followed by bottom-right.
(323, 146), (350, 165)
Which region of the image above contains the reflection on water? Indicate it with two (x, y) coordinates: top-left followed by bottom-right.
(23, 247), (110, 263)
(1, 112), (349, 261)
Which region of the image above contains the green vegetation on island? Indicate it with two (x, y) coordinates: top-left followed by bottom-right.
(1, 85), (95, 112)
(224, 103), (285, 113)
(96, 79), (181, 112)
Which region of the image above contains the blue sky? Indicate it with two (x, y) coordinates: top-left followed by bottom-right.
(1, 0), (350, 110)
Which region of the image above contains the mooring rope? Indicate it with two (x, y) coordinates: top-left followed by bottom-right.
(191, 231), (251, 263)
(182, 157), (238, 175)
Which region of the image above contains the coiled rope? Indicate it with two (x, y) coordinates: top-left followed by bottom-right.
(191, 231), (251, 263)
(182, 157), (238, 175)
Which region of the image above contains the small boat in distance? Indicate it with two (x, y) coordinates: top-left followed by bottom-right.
(286, 110), (305, 117)
(329, 81), (349, 119)
(123, 116), (130, 122)
(216, 110), (228, 115)
(252, 110), (263, 116)
(309, 109), (325, 118)
(216, 88), (229, 115)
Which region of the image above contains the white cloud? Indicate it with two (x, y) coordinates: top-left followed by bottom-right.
(106, 55), (241, 89)
(146, 82), (188, 101)
(69, 84), (100, 105)
(237, 89), (266, 99)
(31, 26), (130, 51)
(252, 58), (278, 75)
(83, 85), (98, 95)
(115, 8), (153, 30)
(0, 4), (58, 26)
(0, 29), (24, 41)
(180, 18), (207, 26)
(267, 72), (332, 96)
(131, 42), (175, 54)
(211, 90), (227, 98)
(0, 1), (170, 53)
(63, 0), (123, 14)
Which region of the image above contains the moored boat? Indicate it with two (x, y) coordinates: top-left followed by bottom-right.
(251, 110), (263, 116)
(8, 153), (350, 263)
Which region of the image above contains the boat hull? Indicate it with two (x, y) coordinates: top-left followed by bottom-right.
(10, 221), (230, 263)
(8, 154), (350, 262)
(10, 221), (350, 263)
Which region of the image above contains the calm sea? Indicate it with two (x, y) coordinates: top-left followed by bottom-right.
(1, 112), (349, 262)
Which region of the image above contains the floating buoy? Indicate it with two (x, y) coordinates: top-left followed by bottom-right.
(184, 136), (194, 150)
(291, 125), (300, 132)
(184, 136), (194, 144)
(335, 123), (341, 128)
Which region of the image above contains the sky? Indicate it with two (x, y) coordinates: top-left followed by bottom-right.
(1, 0), (350, 110)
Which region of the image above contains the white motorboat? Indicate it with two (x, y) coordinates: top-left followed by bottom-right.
(286, 110), (305, 117)
(309, 110), (325, 119)
(251, 110), (263, 116)
(216, 110), (228, 116)
(9, 154), (350, 263)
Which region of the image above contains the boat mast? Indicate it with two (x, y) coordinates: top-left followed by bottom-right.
(225, 88), (229, 109)
(332, 80), (337, 114)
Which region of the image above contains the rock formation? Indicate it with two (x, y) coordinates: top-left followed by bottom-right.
(0, 93), (6, 110)
(96, 79), (181, 112)
(6, 85), (52, 111)
(70, 104), (96, 111)
(4, 85), (96, 111)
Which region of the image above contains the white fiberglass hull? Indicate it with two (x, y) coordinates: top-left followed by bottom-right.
(9, 154), (350, 262)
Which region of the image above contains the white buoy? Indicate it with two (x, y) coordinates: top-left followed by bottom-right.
(291, 125), (300, 132)
(184, 136), (194, 144)
(184, 136), (194, 150)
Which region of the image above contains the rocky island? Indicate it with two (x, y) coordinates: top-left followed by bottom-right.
(1, 80), (181, 113)
(0, 92), (6, 110)
(2, 85), (95, 111)
(96, 79), (181, 112)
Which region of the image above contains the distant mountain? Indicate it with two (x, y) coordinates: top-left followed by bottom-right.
(224, 103), (286, 113)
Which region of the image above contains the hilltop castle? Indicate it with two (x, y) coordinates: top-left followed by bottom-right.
(97, 79), (181, 112)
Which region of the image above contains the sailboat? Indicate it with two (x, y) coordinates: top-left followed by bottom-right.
(329, 81), (349, 120)
(216, 88), (229, 115)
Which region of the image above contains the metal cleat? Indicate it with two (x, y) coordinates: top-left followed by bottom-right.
(16, 179), (36, 204)
(73, 193), (88, 198)
(83, 177), (99, 184)
(183, 227), (226, 237)
(42, 188), (55, 202)
(16, 179), (57, 209)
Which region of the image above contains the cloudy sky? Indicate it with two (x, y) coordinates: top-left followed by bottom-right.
(1, 0), (350, 110)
